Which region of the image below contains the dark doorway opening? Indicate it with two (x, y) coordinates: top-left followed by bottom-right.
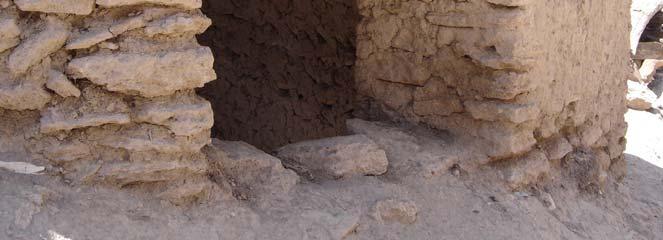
(197, 0), (361, 150)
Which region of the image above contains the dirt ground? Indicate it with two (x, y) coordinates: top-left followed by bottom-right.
(1, 109), (662, 240)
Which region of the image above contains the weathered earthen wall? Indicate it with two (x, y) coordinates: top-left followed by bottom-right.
(0, 0), (217, 203)
(356, 0), (630, 187)
(198, 0), (360, 150)
(0, 0), (632, 200)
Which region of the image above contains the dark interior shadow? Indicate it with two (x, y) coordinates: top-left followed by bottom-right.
(197, 0), (360, 150)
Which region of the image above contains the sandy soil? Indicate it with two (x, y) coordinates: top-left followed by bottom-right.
(1, 110), (662, 240)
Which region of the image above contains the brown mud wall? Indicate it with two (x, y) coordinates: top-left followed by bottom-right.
(356, 0), (630, 186)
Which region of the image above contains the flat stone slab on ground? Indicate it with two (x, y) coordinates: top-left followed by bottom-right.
(276, 134), (389, 180)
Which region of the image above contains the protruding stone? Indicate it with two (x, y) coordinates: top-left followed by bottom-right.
(502, 150), (550, 189)
(14, 0), (95, 15)
(465, 101), (540, 124)
(276, 135), (389, 179)
(370, 199), (418, 224)
(204, 139), (299, 197)
(8, 17), (69, 75)
(478, 122), (537, 159)
(45, 70), (80, 98)
(66, 47), (216, 97)
(67, 15), (148, 50)
(542, 137), (572, 160)
(0, 18), (19, 37)
(109, 16), (147, 35)
(66, 29), (114, 50)
(144, 13), (211, 37)
(0, 82), (51, 110)
(96, 0), (202, 9)
(0, 37), (19, 53)
(0, 0), (10, 8)
(539, 192), (556, 210)
(42, 141), (91, 163)
(40, 87), (130, 133)
(89, 124), (210, 153)
(0, 18), (20, 53)
(486, 0), (530, 7)
(132, 91), (213, 136)
(98, 41), (119, 50)
(96, 152), (208, 186)
(0, 59), (52, 110)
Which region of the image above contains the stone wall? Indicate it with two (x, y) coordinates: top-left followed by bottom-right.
(198, 0), (360, 150)
(0, 0), (217, 203)
(356, 0), (630, 187)
(0, 0), (632, 201)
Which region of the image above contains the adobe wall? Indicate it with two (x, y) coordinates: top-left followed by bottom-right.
(197, 0), (360, 150)
(0, 0), (217, 203)
(356, 0), (630, 185)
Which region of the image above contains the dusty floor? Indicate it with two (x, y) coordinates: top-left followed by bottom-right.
(1, 110), (662, 240)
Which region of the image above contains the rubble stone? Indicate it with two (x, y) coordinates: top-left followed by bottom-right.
(0, 58), (52, 110)
(14, 0), (94, 15)
(96, 0), (202, 9)
(96, 152), (208, 186)
(0, 18), (20, 53)
(502, 150), (550, 189)
(39, 86), (130, 133)
(276, 135), (389, 179)
(8, 17), (69, 76)
(67, 47), (216, 97)
(65, 29), (114, 50)
(0, 82), (51, 110)
(204, 139), (299, 198)
(42, 141), (91, 163)
(542, 137), (573, 160)
(0, 0), (215, 206)
(370, 199), (418, 224)
(45, 70), (80, 98)
(89, 124), (210, 153)
(132, 91), (213, 136)
(144, 13), (211, 37)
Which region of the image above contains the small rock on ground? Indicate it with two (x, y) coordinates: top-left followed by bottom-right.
(627, 80), (657, 110)
(370, 199), (418, 224)
(276, 134), (388, 180)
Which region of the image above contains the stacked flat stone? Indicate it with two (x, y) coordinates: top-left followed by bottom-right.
(356, 0), (629, 188)
(0, 0), (216, 204)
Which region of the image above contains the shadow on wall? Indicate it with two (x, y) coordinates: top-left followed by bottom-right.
(197, 0), (360, 150)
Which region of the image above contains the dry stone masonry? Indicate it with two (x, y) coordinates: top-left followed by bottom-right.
(0, 0), (219, 204)
(0, 0), (633, 204)
(355, 0), (630, 188)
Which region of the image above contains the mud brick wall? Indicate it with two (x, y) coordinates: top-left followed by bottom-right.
(0, 0), (217, 204)
(198, 0), (360, 150)
(356, 0), (630, 187)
